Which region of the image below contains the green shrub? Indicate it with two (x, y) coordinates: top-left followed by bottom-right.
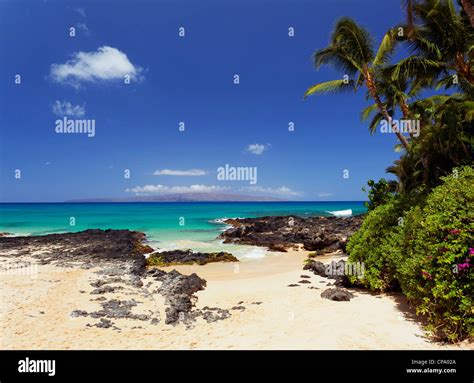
(347, 199), (403, 290)
(362, 178), (397, 211)
(348, 166), (473, 341)
(397, 166), (474, 341)
(347, 190), (424, 290)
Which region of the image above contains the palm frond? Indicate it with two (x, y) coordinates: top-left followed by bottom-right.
(391, 56), (445, 81)
(361, 103), (378, 121)
(461, 100), (474, 122)
(313, 47), (361, 75)
(373, 29), (397, 68)
(407, 35), (443, 60)
(368, 112), (384, 135)
(303, 79), (355, 99)
(435, 74), (458, 91)
(331, 17), (375, 68)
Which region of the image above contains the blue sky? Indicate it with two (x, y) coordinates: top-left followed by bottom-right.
(0, 0), (410, 202)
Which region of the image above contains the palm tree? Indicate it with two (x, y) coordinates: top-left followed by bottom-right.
(361, 67), (420, 139)
(459, 0), (474, 28)
(408, 94), (452, 128)
(304, 18), (410, 149)
(403, 0), (416, 40)
(386, 155), (420, 193)
(388, 96), (474, 191)
(393, 0), (474, 88)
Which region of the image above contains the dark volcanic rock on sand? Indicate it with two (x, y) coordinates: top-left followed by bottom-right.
(0, 229), (153, 274)
(304, 259), (352, 287)
(219, 215), (362, 252)
(147, 249), (238, 266)
(2, 229), (231, 328)
(153, 269), (207, 324)
(321, 288), (354, 301)
(303, 260), (327, 277)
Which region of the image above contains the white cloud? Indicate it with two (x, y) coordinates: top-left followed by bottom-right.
(50, 46), (144, 86)
(76, 23), (90, 36)
(52, 100), (85, 117)
(75, 8), (86, 17)
(245, 143), (268, 155)
(241, 186), (300, 196)
(125, 184), (228, 194)
(153, 169), (207, 176)
(125, 183), (300, 197)
(317, 192), (333, 198)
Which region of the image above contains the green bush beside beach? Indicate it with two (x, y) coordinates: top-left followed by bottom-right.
(347, 167), (474, 341)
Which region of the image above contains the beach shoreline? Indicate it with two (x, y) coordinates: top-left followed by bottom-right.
(0, 238), (470, 350)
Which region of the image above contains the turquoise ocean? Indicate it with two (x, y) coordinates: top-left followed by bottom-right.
(0, 202), (366, 259)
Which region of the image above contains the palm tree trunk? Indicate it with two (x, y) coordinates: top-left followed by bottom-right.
(364, 69), (410, 149)
(400, 98), (415, 139)
(460, 0), (474, 28)
(455, 52), (474, 85)
(406, 0), (415, 40)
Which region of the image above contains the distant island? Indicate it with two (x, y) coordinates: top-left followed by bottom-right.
(66, 193), (284, 203)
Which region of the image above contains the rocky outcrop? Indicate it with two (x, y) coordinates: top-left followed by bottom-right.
(72, 266), (215, 328)
(71, 298), (156, 327)
(0, 229), (153, 274)
(1, 229), (234, 328)
(146, 268), (232, 325)
(219, 215), (362, 252)
(147, 249), (238, 266)
(303, 259), (352, 287)
(303, 260), (327, 277)
(321, 288), (354, 301)
(302, 259), (357, 301)
(153, 269), (207, 324)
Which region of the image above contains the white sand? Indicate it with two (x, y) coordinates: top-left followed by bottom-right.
(0, 251), (470, 350)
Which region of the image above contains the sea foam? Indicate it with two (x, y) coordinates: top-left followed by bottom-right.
(327, 209), (353, 217)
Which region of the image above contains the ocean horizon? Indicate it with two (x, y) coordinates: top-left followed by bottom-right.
(0, 201), (366, 259)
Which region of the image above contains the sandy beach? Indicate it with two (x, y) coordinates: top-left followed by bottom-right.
(0, 249), (470, 350)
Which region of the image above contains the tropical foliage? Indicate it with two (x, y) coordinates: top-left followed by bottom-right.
(305, 0), (473, 342)
(304, 18), (410, 148)
(347, 168), (474, 341)
(362, 178), (397, 211)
